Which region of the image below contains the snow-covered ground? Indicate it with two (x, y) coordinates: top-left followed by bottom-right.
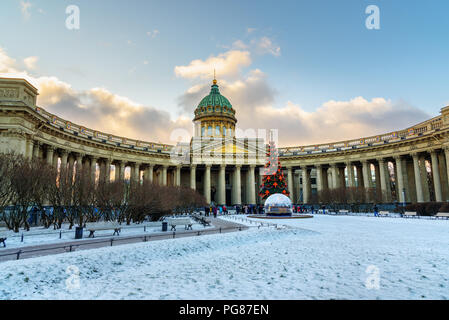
(1, 214), (448, 299)
(0, 221), (209, 249)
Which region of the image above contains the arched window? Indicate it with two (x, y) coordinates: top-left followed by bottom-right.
(208, 126), (212, 136)
(223, 127), (227, 136)
(201, 126), (205, 136)
(215, 126), (220, 136)
(228, 128), (232, 137)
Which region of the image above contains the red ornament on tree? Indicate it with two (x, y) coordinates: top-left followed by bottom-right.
(259, 140), (290, 200)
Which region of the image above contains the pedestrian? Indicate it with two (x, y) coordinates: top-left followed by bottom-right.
(223, 205), (227, 214)
(374, 204), (379, 217)
(322, 205), (325, 214)
(236, 205), (240, 214)
(219, 206), (223, 215)
(311, 205), (314, 214)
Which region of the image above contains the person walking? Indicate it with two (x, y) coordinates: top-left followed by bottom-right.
(374, 204), (379, 217)
(213, 206), (218, 218)
(219, 206), (223, 215)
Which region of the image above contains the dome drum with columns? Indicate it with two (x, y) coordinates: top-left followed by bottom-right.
(193, 78), (236, 138)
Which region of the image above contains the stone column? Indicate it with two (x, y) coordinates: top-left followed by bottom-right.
(60, 150), (68, 172)
(162, 165), (168, 186)
(444, 148), (449, 193)
(346, 162), (355, 188)
(33, 141), (40, 159)
(394, 156), (406, 203)
(68, 154), (75, 182)
(330, 164), (338, 189)
(132, 163), (141, 183)
(316, 165), (323, 193)
(430, 150), (443, 202)
(204, 164), (211, 204)
(190, 165), (196, 190)
(147, 164), (154, 183)
(104, 159), (111, 183)
(234, 165), (242, 205)
(218, 164), (226, 205)
(362, 160), (371, 189)
(75, 153), (83, 177)
(287, 166), (294, 200)
(90, 157), (98, 183)
(412, 153), (424, 203)
(46, 146), (54, 166)
(119, 162), (125, 181)
(378, 158), (388, 203)
(25, 139), (33, 160)
(175, 165), (181, 186)
(419, 154), (430, 201)
(356, 164), (364, 187)
(302, 166), (310, 204)
(248, 165), (256, 205)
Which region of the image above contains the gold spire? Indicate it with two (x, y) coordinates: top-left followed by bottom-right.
(213, 68), (217, 85)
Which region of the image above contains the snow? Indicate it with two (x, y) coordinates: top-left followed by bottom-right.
(1, 214), (448, 299)
(0, 221), (209, 249)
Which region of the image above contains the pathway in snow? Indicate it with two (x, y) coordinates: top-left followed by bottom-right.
(0, 217), (248, 262)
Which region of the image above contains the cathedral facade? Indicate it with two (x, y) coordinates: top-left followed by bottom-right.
(1, 77), (449, 205)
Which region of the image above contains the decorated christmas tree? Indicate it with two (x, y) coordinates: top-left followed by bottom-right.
(259, 140), (290, 200)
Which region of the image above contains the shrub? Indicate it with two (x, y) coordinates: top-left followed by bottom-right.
(424, 202), (444, 216)
(438, 203), (449, 213)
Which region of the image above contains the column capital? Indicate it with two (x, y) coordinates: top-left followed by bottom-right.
(411, 152), (419, 159)
(190, 164), (197, 169)
(393, 155), (402, 161)
(46, 145), (55, 151)
(60, 149), (69, 156)
(377, 158), (385, 163)
(315, 163), (322, 168)
(205, 164), (212, 168)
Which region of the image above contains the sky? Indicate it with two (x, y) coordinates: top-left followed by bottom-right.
(1, 0), (448, 146)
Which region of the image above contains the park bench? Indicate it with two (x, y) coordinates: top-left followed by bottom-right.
(379, 211), (390, 217)
(85, 221), (121, 238)
(434, 212), (449, 219)
(403, 211), (417, 218)
(338, 210), (349, 215)
(166, 218), (193, 231)
(0, 228), (9, 247)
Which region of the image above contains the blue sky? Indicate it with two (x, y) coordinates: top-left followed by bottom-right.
(1, 0), (448, 145)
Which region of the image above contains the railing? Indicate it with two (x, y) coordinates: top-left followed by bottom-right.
(278, 116), (444, 156)
(29, 103), (445, 158)
(34, 106), (173, 154)
(0, 225), (247, 262)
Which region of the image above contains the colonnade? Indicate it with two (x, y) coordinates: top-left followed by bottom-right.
(285, 148), (449, 204)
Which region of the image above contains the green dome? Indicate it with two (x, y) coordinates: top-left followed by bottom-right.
(193, 80), (236, 121)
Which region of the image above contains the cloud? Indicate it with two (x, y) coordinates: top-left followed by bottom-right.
(0, 47), (192, 144)
(174, 50), (251, 79)
(20, 1), (32, 19)
(23, 56), (38, 70)
(0, 48), (18, 73)
(247, 28), (257, 34)
(252, 37), (281, 57)
(146, 30), (160, 38)
(177, 69), (429, 146)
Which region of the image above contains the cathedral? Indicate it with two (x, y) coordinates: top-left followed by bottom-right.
(1, 76), (449, 205)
